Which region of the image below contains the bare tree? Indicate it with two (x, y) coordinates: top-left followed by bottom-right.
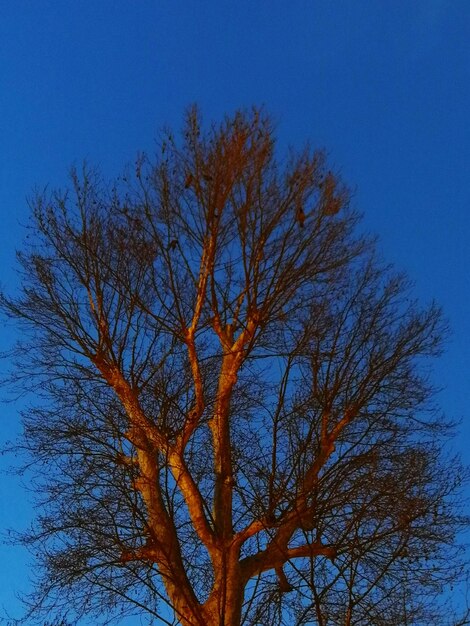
(1, 108), (468, 626)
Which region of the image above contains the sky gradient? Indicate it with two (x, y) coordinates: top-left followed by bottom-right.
(1, 1), (470, 622)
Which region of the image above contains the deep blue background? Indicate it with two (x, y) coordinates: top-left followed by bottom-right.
(1, 1), (469, 622)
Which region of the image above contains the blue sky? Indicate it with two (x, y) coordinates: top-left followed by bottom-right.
(1, 1), (470, 622)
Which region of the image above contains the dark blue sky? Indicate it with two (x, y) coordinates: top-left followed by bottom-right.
(1, 1), (469, 621)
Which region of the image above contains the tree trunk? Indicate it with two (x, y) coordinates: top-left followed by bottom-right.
(201, 548), (245, 626)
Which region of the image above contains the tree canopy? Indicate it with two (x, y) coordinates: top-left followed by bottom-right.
(1, 108), (468, 626)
